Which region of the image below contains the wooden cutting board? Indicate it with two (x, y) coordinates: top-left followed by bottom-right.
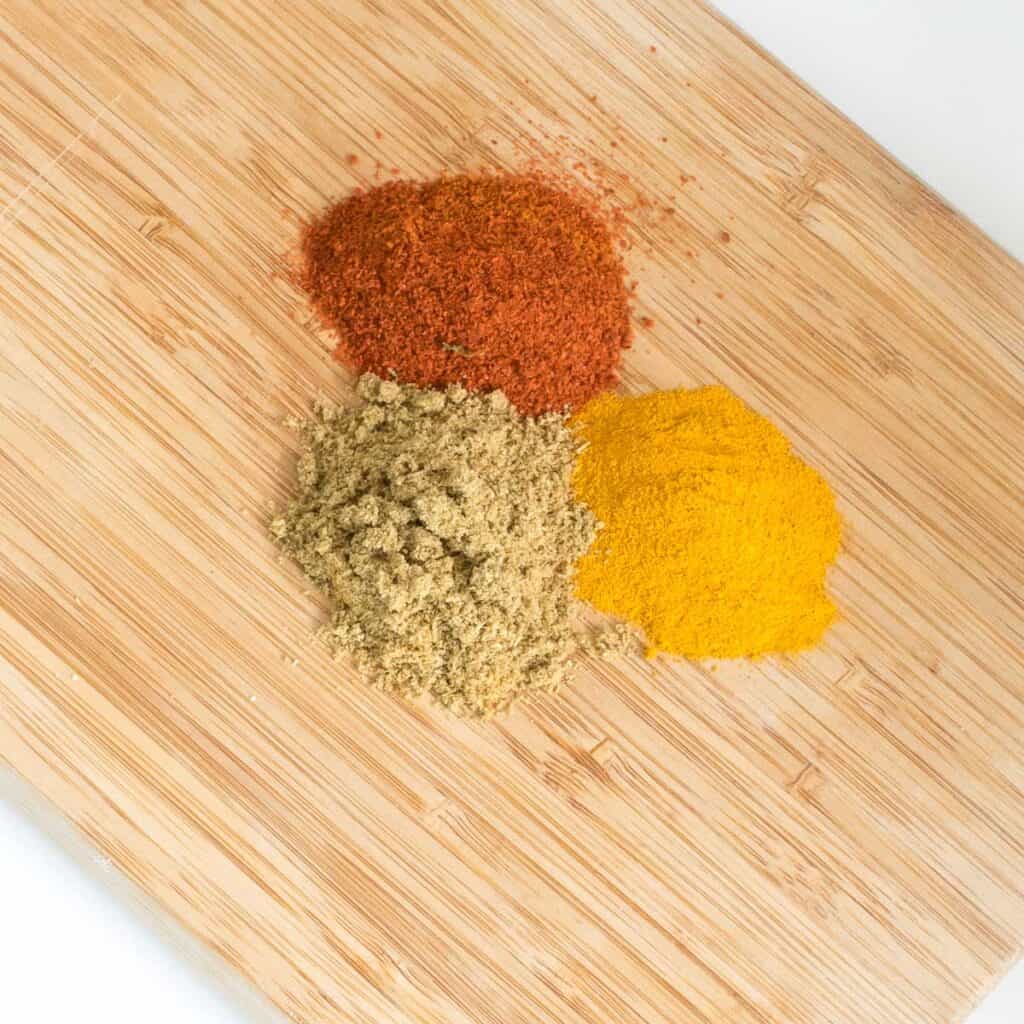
(2, 2), (1022, 1022)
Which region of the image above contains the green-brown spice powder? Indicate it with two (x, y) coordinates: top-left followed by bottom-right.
(272, 374), (627, 717)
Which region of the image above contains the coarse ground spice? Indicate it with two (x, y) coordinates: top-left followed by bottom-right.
(271, 374), (629, 717)
(298, 174), (633, 415)
(571, 387), (841, 658)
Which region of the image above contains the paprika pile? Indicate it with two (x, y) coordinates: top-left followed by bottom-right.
(298, 174), (632, 415)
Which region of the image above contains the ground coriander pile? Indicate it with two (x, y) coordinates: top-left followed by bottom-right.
(272, 374), (623, 717)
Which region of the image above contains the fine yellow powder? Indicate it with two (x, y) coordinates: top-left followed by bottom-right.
(571, 386), (841, 658)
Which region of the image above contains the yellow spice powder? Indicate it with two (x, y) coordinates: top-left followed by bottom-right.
(571, 386), (841, 658)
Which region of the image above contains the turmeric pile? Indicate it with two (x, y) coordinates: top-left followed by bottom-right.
(571, 386), (841, 658)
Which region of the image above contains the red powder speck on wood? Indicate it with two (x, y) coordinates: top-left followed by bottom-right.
(649, 45), (657, 53)
(719, 230), (731, 243)
(298, 175), (633, 415)
(346, 153), (360, 166)
(640, 316), (655, 329)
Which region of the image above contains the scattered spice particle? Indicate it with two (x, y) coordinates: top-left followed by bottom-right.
(640, 316), (655, 329)
(695, 316), (702, 325)
(719, 230), (731, 243)
(390, 166), (401, 175)
(716, 291), (726, 299)
(430, 102), (663, 266)
(660, 136), (668, 143)
(346, 153), (360, 166)
(610, 140), (618, 148)
(589, 93), (598, 102)
(649, 45), (658, 54)
(373, 129), (383, 140)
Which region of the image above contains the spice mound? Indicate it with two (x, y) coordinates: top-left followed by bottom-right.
(298, 174), (632, 415)
(572, 386), (841, 658)
(272, 374), (612, 717)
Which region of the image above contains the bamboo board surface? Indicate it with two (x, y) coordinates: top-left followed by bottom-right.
(2, 2), (1023, 1022)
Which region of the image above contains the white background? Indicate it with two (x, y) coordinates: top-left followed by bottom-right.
(1, 1), (1021, 1020)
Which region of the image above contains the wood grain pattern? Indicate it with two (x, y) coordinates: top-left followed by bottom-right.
(2, 2), (1023, 1022)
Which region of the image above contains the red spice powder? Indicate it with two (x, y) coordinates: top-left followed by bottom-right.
(298, 174), (633, 414)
